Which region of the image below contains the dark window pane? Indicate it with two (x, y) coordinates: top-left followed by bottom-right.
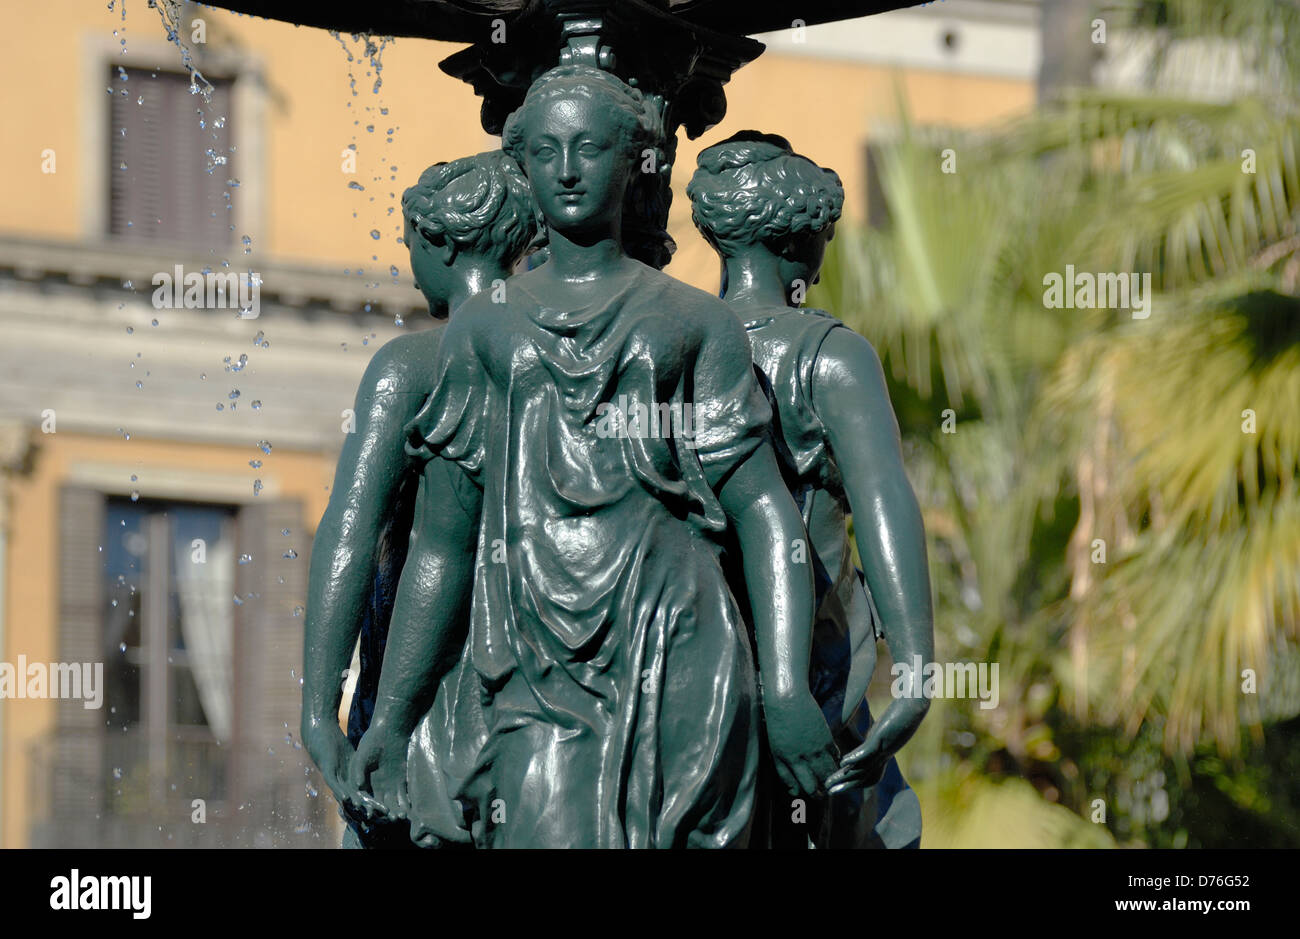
(104, 661), (141, 730)
(103, 498), (147, 730)
(170, 665), (209, 727)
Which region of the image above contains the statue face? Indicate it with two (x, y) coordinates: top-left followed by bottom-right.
(520, 93), (631, 237)
(406, 217), (454, 316)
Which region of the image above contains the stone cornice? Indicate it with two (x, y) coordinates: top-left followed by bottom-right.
(0, 235), (429, 317)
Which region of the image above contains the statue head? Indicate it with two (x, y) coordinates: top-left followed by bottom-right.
(688, 132), (844, 297)
(502, 65), (665, 245)
(401, 151), (542, 317)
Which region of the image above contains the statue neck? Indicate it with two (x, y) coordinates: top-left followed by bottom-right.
(544, 225), (625, 283)
(445, 262), (506, 315)
(721, 254), (794, 310)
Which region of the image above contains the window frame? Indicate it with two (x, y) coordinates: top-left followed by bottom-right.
(80, 32), (266, 255)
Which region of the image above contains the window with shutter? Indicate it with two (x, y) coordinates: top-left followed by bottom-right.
(108, 66), (236, 248)
(35, 489), (327, 846)
(100, 497), (237, 814)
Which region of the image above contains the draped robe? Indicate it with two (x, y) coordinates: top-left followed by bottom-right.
(403, 263), (772, 848)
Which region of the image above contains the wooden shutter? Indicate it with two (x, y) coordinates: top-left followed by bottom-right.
(109, 67), (235, 248)
(231, 499), (326, 844)
(46, 487), (107, 846)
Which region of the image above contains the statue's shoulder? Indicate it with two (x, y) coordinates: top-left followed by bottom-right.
(755, 306), (849, 345)
(436, 286), (521, 356)
(799, 306), (844, 326)
(629, 263), (735, 337)
(811, 318), (886, 391)
(449, 285), (509, 323)
(361, 324), (446, 398)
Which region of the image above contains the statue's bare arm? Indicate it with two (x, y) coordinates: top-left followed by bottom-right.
(349, 455), (482, 819)
(302, 338), (431, 807)
(718, 442), (840, 797)
(704, 312), (839, 798)
(811, 329), (935, 794)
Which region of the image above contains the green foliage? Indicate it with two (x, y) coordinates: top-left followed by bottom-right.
(813, 4), (1300, 846)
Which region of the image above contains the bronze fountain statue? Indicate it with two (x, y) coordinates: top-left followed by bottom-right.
(272, 0), (934, 848)
(302, 151), (542, 848)
(690, 132), (932, 847)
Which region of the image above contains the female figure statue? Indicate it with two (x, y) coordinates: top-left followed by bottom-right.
(302, 151), (540, 848)
(351, 67), (836, 848)
(689, 132), (935, 847)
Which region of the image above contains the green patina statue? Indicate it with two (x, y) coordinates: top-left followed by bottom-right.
(301, 151), (541, 848)
(689, 133), (934, 847)
(334, 64), (837, 848)
(299, 3), (935, 850)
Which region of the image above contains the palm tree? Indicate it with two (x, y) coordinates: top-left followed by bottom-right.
(814, 0), (1300, 845)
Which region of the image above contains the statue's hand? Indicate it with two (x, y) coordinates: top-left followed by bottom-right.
(349, 717), (411, 821)
(301, 717), (356, 809)
(825, 736), (888, 795)
(826, 696), (928, 794)
(764, 688), (840, 798)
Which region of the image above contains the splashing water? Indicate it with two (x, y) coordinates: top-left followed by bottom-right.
(329, 31), (393, 96)
(149, 0), (215, 102)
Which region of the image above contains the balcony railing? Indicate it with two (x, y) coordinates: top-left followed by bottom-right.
(27, 728), (338, 848)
